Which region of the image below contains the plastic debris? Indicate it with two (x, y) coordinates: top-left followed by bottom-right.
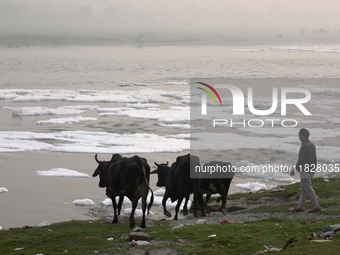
(322, 231), (335, 237)
(37, 221), (51, 228)
(133, 227), (142, 232)
(219, 220), (230, 224)
(14, 248), (24, 251)
(271, 186), (285, 192)
(146, 220), (154, 227)
(129, 240), (150, 246)
(313, 224), (340, 239)
(196, 219), (207, 224)
(207, 234), (216, 238)
(171, 224), (184, 230)
(330, 224), (340, 230)
(107, 237), (114, 241)
(311, 240), (332, 242)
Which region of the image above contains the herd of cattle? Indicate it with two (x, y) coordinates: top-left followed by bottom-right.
(93, 154), (235, 228)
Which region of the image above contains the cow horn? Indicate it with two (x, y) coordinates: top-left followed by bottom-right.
(150, 169), (158, 174)
(166, 161), (169, 166)
(154, 162), (159, 167)
(95, 154), (100, 163)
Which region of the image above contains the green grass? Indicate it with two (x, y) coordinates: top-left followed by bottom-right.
(1, 177), (339, 255)
(1, 218), (340, 255)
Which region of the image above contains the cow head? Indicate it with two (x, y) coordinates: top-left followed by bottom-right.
(93, 154), (115, 188)
(151, 162), (169, 187)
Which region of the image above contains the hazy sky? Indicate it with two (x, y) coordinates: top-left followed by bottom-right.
(2, 0), (340, 31)
(7, 0), (340, 14)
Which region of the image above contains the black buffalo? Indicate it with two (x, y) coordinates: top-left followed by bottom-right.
(196, 161), (235, 216)
(151, 154), (201, 220)
(93, 154), (154, 228)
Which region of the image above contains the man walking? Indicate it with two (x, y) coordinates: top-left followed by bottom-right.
(291, 128), (321, 213)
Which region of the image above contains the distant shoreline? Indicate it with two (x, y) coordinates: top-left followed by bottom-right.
(2, 29), (340, 47)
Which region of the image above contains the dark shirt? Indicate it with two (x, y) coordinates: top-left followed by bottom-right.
(296, 139), (317, 172)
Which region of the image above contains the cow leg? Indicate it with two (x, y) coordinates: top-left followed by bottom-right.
(117, 195), (124, 215)
(129, 198), (138, 228)
(220, 179), (232, 214)
(217, 188), (227, 215)
(162, 190), (172, 218)
(193, 191), (199, 218)
(201, 194), (211, 217)
(140, 193), (147, 228)
(182, 194), (190, 216)
(174, 197), (183, 220)
(111, 196), (119, 224)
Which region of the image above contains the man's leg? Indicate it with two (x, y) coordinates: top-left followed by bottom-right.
(300, 172), (320, 209)
(298, 173), (307, 210)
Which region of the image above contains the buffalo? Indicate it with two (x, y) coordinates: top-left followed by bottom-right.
(151, 154), (201, 220)
(93, 154), (154, 228)
(196, 161), (235, 216)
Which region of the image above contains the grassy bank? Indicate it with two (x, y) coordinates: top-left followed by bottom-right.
(1, 177), (339, 255)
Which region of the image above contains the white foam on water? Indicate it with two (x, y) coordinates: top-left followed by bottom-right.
(101, 193), (163, 207)
(73, 198), (95, 206)
(0, 131), (189, 154)
(0, 187), (8, 193)
(236, 127), (340, 140)
(101, 198), (112, 207)
(154, 189), (165, 196)
(165, 134), (190, 139)
(151, 196), (163, 206)
(36, 168), (90, 178)
(4, 105), (98, 116)
(159, 123), (191, 129)
(271, 45), (340, 53)
(234, 182), (266, 193)
(101, 191), (188, 210)
(97, 106), (189, 122)
(124, 103), (160, 109)
(164, 198), (192, 210)
(36, 116), (98, 125)
(164, 81), (188, 85)
(231, 49), (256, 52)
(0, 132), (53, 152)
(0, 88), (190, 105)
(0, 89), (76, 101)
(118, 82), (157, 87)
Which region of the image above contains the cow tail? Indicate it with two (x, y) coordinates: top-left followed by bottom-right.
(141, 162), (154, 213)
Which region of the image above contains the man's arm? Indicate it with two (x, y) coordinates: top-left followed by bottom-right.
(296, 144), (308, 172)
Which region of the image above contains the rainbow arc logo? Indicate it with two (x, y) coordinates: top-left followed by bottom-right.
(196, 82), (223, 106)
